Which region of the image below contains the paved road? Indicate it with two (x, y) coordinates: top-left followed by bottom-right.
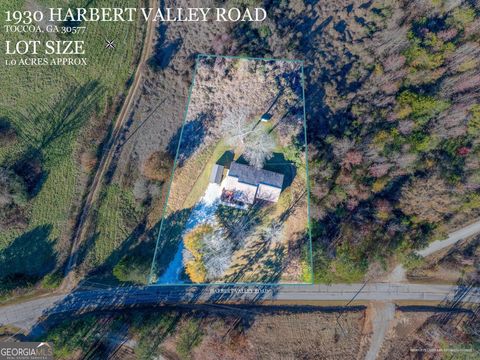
(0, 295), (66, 331)
(417, 220), (480, 257)
(1, 283), (478, 330)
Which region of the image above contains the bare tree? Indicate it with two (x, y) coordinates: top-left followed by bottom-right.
(372, 23), (410, 56)
(446, 42), (480, 72)
(220, 110), (276, 169)
(332, 138), (355, 159)
(383, 54), (406, 72)
(399, 175), (461, 223)
(431, 103), (469, 139)
(341, 150), (363, 170)
(220, 110), (255, 147)
(0, 168), (11, 207)
(202, 229), (233, 280)
(369, 163), (392, 178)
(243, 131), (276, 169)
(261, 221), (284, 244)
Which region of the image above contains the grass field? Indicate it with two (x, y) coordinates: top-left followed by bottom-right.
(0, 0), (143, 288)
(86, 184), (140, 268)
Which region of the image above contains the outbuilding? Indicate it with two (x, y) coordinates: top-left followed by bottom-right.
(209, 164), (224, 184)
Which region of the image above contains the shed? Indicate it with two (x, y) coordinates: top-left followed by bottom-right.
(260, 113), (272, 122)
(209, 164), (224, 184)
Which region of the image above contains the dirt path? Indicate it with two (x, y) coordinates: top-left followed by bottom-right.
(417, 219), (480, 257)
(387, 264), (407, 283)
(387, 218), (480, 283)
(61, 0), (158, 291)
(365, 302), (395, 360)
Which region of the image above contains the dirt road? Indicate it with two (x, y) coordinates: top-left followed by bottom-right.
(417, 219), (480, 257)
(387, 218), (480, 283)
(365, 302), (395, 360)
(62, 0), (158, 290)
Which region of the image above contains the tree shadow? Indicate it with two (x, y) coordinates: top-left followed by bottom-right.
(0, 225), (56, 282)
(15, 81), (102, 153)
(225, 239), (271, 283)
(80, 221), (147, 285)
(167, 114), (209, 167)
(8, 82), (102, 197)
(75, 205), (192, 286)
(267, 99), (303, 136)
(0, 117), (18, 145)
(60, 0), (95, 29)
(223, 231), (288, 285)
(148, 24), (183, 71)
(13, 149), (47, 198)
(264, 88), (284, 116)
(216, 203), (264, 248)
(231, 23), (271, 57)
(150, 208), (193, 282)
(256, 245), (286, 283)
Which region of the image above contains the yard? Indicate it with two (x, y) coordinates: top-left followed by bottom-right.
(151, 56), (311, 284)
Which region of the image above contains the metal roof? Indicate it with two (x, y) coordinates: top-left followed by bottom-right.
(228, 162), (284, 189)
(209, 164), (224, 184)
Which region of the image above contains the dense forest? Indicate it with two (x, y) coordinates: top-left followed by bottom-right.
(240, 0), (480, 282)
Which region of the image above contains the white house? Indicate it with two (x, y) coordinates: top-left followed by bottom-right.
(211, 161), (284, 206)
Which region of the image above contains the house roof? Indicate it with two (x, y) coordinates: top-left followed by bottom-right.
(256, 183), (282, 202)
(223, 175), (257, 204)
(228, 162), (284, 189)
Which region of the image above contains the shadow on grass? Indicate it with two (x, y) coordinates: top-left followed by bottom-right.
(148, 24), (183, 71)
(0, 225), (56, 288)
(81, 221), (148, 285)
(15, 81), (102, 153)
(167, 114), (210, 167)
(256, 245), (286, 283)
(216, 150), (234, 168)
(75, 209), (192, 286)
(216, 203), (264, 248)
(150, 208), (193, 282)
(225, 239), (272, 283)
(9, 81), (102, 197)
(13, 149), (47, 198)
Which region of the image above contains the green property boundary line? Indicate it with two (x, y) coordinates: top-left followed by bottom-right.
(148, 53), (313, 286)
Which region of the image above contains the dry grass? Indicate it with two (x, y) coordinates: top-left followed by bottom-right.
(167, 140), (228, 212)
(377, 305), (479, 359)
(407, 235), (480, 284)
(159, 310), (367, 360)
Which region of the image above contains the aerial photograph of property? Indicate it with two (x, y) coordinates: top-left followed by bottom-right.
(0, 0), (479, 359)
(150, 56), (311, 284)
